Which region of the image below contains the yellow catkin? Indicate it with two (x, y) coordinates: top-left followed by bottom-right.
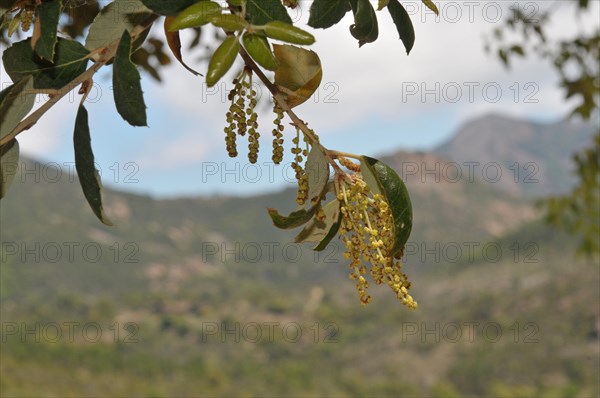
(338, 176), (417, 309)
(338, 157), (362, 172)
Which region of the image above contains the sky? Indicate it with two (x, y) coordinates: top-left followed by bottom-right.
(1, 0), (599, 197)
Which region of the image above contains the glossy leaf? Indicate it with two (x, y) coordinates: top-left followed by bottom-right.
(0, 77), (35, 139)
(164, 17), (201, 75)
(273, 44), (322, 108)
(34, 0), (61, 60)
(85, 0), (154, 53)
(113, 30), (148, 127)
(242, 34), (278, 71)
(295, 200), (342, 252)
(305, 145), (330, 204)
(210, 14), (248, 32)
(263, 21), (315, 45)
(387, 0), (415, 54)
(246, 0), (292, 25)
(3, 38), (90, 89)
(168, 1), (222, 30)
(141, 0), (196, 16)
(360, 156), (412, 257)
(206, 36), (240, 87)
(73, 106), (113, 226)
(349, 0), (378, 47)
(308, 0), (351, 29)
(0, 139), (19, 199)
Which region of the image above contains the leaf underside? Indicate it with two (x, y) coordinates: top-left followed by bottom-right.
(73, 106), (113, 226)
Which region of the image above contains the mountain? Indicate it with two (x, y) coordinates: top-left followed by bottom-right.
(1, 115), (599, 397)
(434, 113), (598, 197)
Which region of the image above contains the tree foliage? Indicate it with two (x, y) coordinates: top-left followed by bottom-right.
(0, 0), (441, 307)
(486, 0), (599, 256)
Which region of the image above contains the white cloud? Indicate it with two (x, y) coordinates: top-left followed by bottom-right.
(140, 0), (593, 143)
(135, 127), (221, 170)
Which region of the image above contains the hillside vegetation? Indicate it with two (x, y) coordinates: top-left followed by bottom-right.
(1, 115), (598, 397)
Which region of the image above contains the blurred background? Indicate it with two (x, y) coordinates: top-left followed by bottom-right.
(1, 1), (599, 396)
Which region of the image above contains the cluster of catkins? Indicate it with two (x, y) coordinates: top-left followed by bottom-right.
(338, 176), (417, 309)
(224, 70), (259, 162)
(222, 72), (308, 206)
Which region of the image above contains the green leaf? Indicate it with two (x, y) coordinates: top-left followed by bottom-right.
(360, 156), (412, 257)
(242, 34), (279, 71)
(141, 0), (197, 16)
(0, 77), (35, 140)
(246, 0), (292, 25)
(421, 0), (439, 15)
(0, 139), (19, 199)
(3, 38), (90, 89)
(206, 36), (240, 87)
(267, 206), (318, 230)
(210, 14), (248, 31)
(34, 0), (62, 60)
(305, 145), (330, 204)
(73, 106), (113, 226)
(85, 0), (154, 53)
(113, 30), (148, 127)
(168, 1), (222, 30)
(295, 200), (342, 252)
(308, 0), (351, 29)
(263, 21), (315, 45)
(387, 0), (415, 54)
(349, 0), (379, 47)
(377, 0), (390, 11)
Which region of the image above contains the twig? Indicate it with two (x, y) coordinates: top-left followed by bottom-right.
(0, 59), (107, 147)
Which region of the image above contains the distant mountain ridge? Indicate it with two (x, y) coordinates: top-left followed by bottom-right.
(7, 113), (589, 246)
(432, 113), (597, 197)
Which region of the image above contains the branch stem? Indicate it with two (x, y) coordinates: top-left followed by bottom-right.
(0, 60), (106, 147)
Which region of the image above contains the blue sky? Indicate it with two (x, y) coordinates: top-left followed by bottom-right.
(2, 1), (598, 197)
